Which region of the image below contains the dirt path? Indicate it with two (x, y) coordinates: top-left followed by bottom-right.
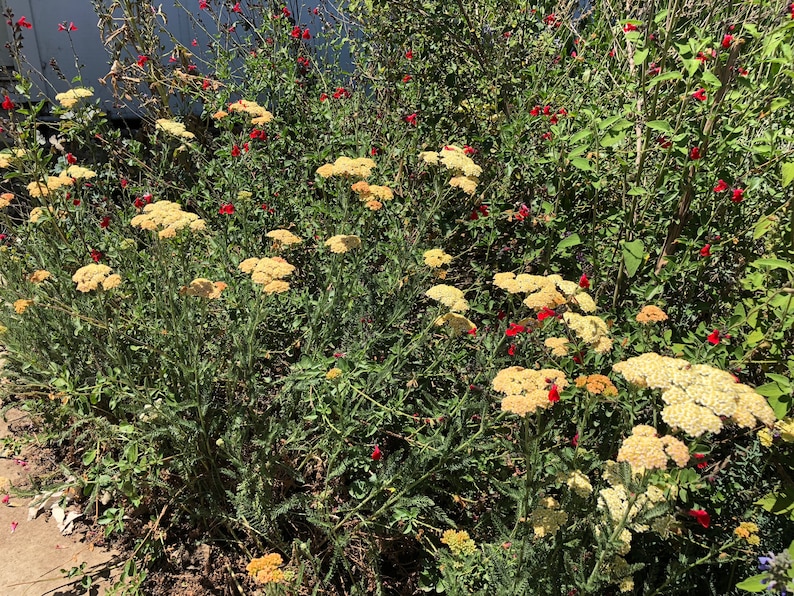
(0, 406), (119, 596)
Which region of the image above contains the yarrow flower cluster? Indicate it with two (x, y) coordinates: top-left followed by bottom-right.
(440, 529), (476, 556)
(179, 278), (227, 299)
(423, 248), (452, 269)
(72, 264), (121, 292)
(324, 234), (361, 254)
(266, 229), (302, 248)
(130, 200), (206, 239)
(491, 366), (567, 416)
(613, 353), (776, 437)
(239, 256), (295, 293)
(758, 417), (794, 447)
(316, 156), (377, 179)
(28, 270), (52, 284)
(563, 312), (613, 354)
(733, 521), (760, 545)
(492, 272), (596, 313)
(419, 145), (482, 195)
(528, 496), (568, 538)
(616, 424), (690, 472)
(227, 99), (274, 125)
(54, 87), (93, 109)
(434, 312), (476, 335)
(575, 374), (618, 396)
(246, 553), (285, 584)
(350, 180), (394, 211)
(155, 118), (195, 140)
(563, 470), (593, 498)
(636, 305), (668, 324)
(13, 299), (33, 314)
(545, 336), (570, 356)
(425, 284), (469, 312)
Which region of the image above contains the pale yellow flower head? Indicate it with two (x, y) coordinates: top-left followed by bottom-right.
(425, 284), (469, 312)
(440, 530), (476, 556)
(734, 522), (760, 545)
(66, 165), (97, 179)
(528, 497), (568, 538)
(0, 193), (13, 208)
(435, 313), (476, 335)
(492, 367), (567, 416)
(326, 367), (343, 381)
(156, 118), (195, 140)
(130, 200), (206, 239)
(72, 264), (120, 292)
(423, 248), (452, 268)
(449, 175), (478, 195)
(179, 278), (226, 299)
(228, 99), (273, 122)
(575, 374), (618, 396)
(545, 337), (570, 357)
(13, 299), (34, 314)
(55, 87), (93, 108)
(29, 270), (52, 284)
(266, 229), (302, 247)
(246, 553), (284, 585)
(636, 305), (669, 324)
(316, 156), (376, 179)
(616, 425), (689, 473)
(325, 234), (361, 254)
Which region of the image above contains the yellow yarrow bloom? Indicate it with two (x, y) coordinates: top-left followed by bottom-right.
(55, 87), (93, 108)
(440, 530), (476, 556)
(228, 99), (273, 122)
(0, 193), (13, 208)
(449, 175), (478, 195)
(425, 284), (469, 312)
(13, 299), (34, 314)
(636, 305), (669, 324)
(66, 165), (97, 179)
(316, 156), (376, 179)
(326, 367), (342, 380)
(266, 229), (302, 247)
(576, 374), (618, 396)
(492, 366), (567, 416)
(528, 497), (568, 538)
(435, 313), (476, 335)
(29, 270), (52, 284)
(179, 278), (226, 299)
(130, 200), (206, 239)
(423, 248), (452, 268)
(564, 470), (593, 498)
(72, 264), (120, 292)
(545, 337), (570, 356)
(246, 553), (284, 585)
(616, 425), (689, 472)
(155, 118), (195, 140)
(325, 234), (361, 254)
(734, 522), (760, 545)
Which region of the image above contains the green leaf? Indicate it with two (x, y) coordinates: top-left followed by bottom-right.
(749, 258), (794, 273)
(771, 97), (790, 112)
(556, 233), (582, 252)
(701, 70), (722, 88)
(756, 490), (794, 519)
(745, 329), (765, 346)
(736, 574), (770, 592)
(569, 129), (592, 144)
(782, 162), (794, 188)
(598, 115), (623, 131)
(600, 132), (625, 147)
(646, 71), (683, 87)
(754, 216), (776, 239)
(768, 393), (793, 419)
(622, 239), (645, 278)
(646, 120), (673, 133)
(634, 48), (649, 64)
(570, 157), (593, 171)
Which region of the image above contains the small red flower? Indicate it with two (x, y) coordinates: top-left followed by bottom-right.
(689, 146), (702, 160)
(58, 23), (66, 31)
(243, 142), (250, 152)
(609, 48), (616, 57)
(530, 105), (540, 116)
(579, 273), (590, 289)
(282, 6), (291, 17)
(134, 197), (145, 209)
(548, 384), (560, 402)
(302, 28), (311, 40)
(202, 78), (211, 90)
(463, 145), (477, 156)
(10, 521), (18, 533)
(622, 22), (638, 32)
(515, 203), (530, 222)
(290, 26), (301, 38)
(192, 39), (198, 46)
(405, 49), (413, 59)
(688, 509), (710, 529)
(731, 188), (744, 203)
(478, 204), (489, 216)
(693, 453), (708, 469)
(713, 179), (729, 192)
(542, 105), (552, 115)
(707, 329), (720, 345)
(648, 62), (661, 76)
(332, 87), (350, 99)
(507, 344), (516, 356)
(143, 193), (153, 204)
(467, 327), (477, 336)
(657, 136), (672, 149)
(319, 93), (328, 102)
(16, 16), (32, 29)
(90, 249), (103, 263)
(219, 202), (235, 215)
(100, 216), (111, 229)
(692, 88), (707, 102)
(370, 147), (379, 156)
(721, 34), (733, 49)
(2, 95), (14, 110)
(136, 55), (149, 68)
(232, 2), (241, 12)
(371, 445), (382, 460)
(572, 433), (579, 447)
(404, 112), (418, 126)
(199, 0), (208, 9)
(120, 178), (128, 189)
(549, 114), (558, 125)
(497, 310), (506, 321)
(699, 243), (712, 258)
(541, 132), (552, 141)
(66, 153), (77, 165)
(402, 74), (412, 82)
(537, 307), (556, 322)
(231, 144), (241, 157)
(313, 7), (319, 15)
(505, 323), (527, 337)
(1, 494), (8, 504)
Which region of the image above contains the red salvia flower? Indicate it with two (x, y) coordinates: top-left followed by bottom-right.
(706, 329), (720, 345)
(572, 433), (579, 447)
(721, 34), (733, 49)
(689, 146), (702, 160)
(657, 136), (672, 149)
(507, 344), (516, 356)
(515, 203), (530, 221)
(505, 323), (527, 337)
(463, 145), (477, 155)
(90, 249), (102, 263)
(120, 178), (128, 188)
(199, 0), (208, 9)
(402, 74), (412, 83)
(622, 22), (638, 32)
(16, 16), (32, 29)
(404, 112), (418, 126)
(530, 105), (541, 116)
(202, 78), (211, 90)
(231, 144), (241, 157)
(692, 88), (707, 101)
(542, 105), (552, 115)
(405, 49), (413, 59)
(66, 153), (77, 165)
(713, 179), (729, 192)
(100, 216), (111, 229)
(688, 509), (710, 529)
(58, 23), (66, 31)
(548, 384), (560, 402)
(541, 132), (552, 141)
(290, 26), (301, 38)
(731, 188), (744, 203)
(579, 273), (590, 288)
(134, 197), (145, 209)
(136, 55), (149, 68)
(699, 243), (712, 258)
(467, 327), (477, 336)
(219, 203), (235, 215)
(319, 93), (328, 101)
(232, 2), (242, 13)
(282, 6), (291, 17)
(537, 307), (556, 322)
(371, 445), (382, 460)
(302, 29), (311, 40)
(2, 95), (15, 110)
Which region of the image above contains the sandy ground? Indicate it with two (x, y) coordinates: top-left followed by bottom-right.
(0, 407), (119, 596)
